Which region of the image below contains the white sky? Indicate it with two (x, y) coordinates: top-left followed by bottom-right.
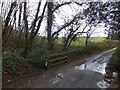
(0, 0), (108, 37)
(36, 0), (107, 37)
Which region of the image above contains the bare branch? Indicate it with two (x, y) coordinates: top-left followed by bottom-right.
(52, 2), (72, 13)
(30, 1), (41, 36)
(34, 2), (47, 36)
(52, 14), (79, 38)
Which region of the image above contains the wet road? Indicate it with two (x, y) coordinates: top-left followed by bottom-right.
(4, 48), (116, 88)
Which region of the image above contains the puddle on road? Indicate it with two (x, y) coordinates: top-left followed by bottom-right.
(97, 80), (110, 88)
(51, 48), (116, 87)
(74, 53), (114, 88)
(74, 57), (107, 75)
(51, 73), (64, 84)
(74, 57), (110, 88)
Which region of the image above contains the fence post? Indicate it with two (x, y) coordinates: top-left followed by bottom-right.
(44, 55), (48, 70)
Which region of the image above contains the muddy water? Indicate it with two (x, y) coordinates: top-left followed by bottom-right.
(4, 48), (116, 88)
(74, 48), (116, 75)
(52, 48), (116, 88)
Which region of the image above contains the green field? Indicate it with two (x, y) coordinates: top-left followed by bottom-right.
(89, 37), (106, 42)
(56, 37), (106, 46)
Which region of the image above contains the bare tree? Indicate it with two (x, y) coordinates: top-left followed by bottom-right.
(17, 3), (23, 47)
(2, 1), (47, 52)
(46, 1), (76, 50)
(85, 26), (96, 46)
(2, 1), (17, 51)
(22, 2), (29, 55)
(63, 21), (88, 51)
(29, 1), (47, 48)
(47, 1), (53, 50)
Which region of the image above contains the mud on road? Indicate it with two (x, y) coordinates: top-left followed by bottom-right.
(3, 48), (116, 88)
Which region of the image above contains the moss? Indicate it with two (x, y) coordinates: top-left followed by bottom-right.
(28, 47), (47, 67)
(108, 46), (120, 71)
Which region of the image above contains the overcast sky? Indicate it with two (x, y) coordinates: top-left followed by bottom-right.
(35, 0), (108, 37)
(1, 0), (108, 37)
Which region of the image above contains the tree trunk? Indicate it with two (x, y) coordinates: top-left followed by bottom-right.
(85, 35), (89, 46)
(17, 3), (23, 48)
(2, 2), (17, 51)
(29, 2), (47, 48)
(47, 1), (53, 50)
(23, 2), (28, 56)
(29, 1), (41, 47)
